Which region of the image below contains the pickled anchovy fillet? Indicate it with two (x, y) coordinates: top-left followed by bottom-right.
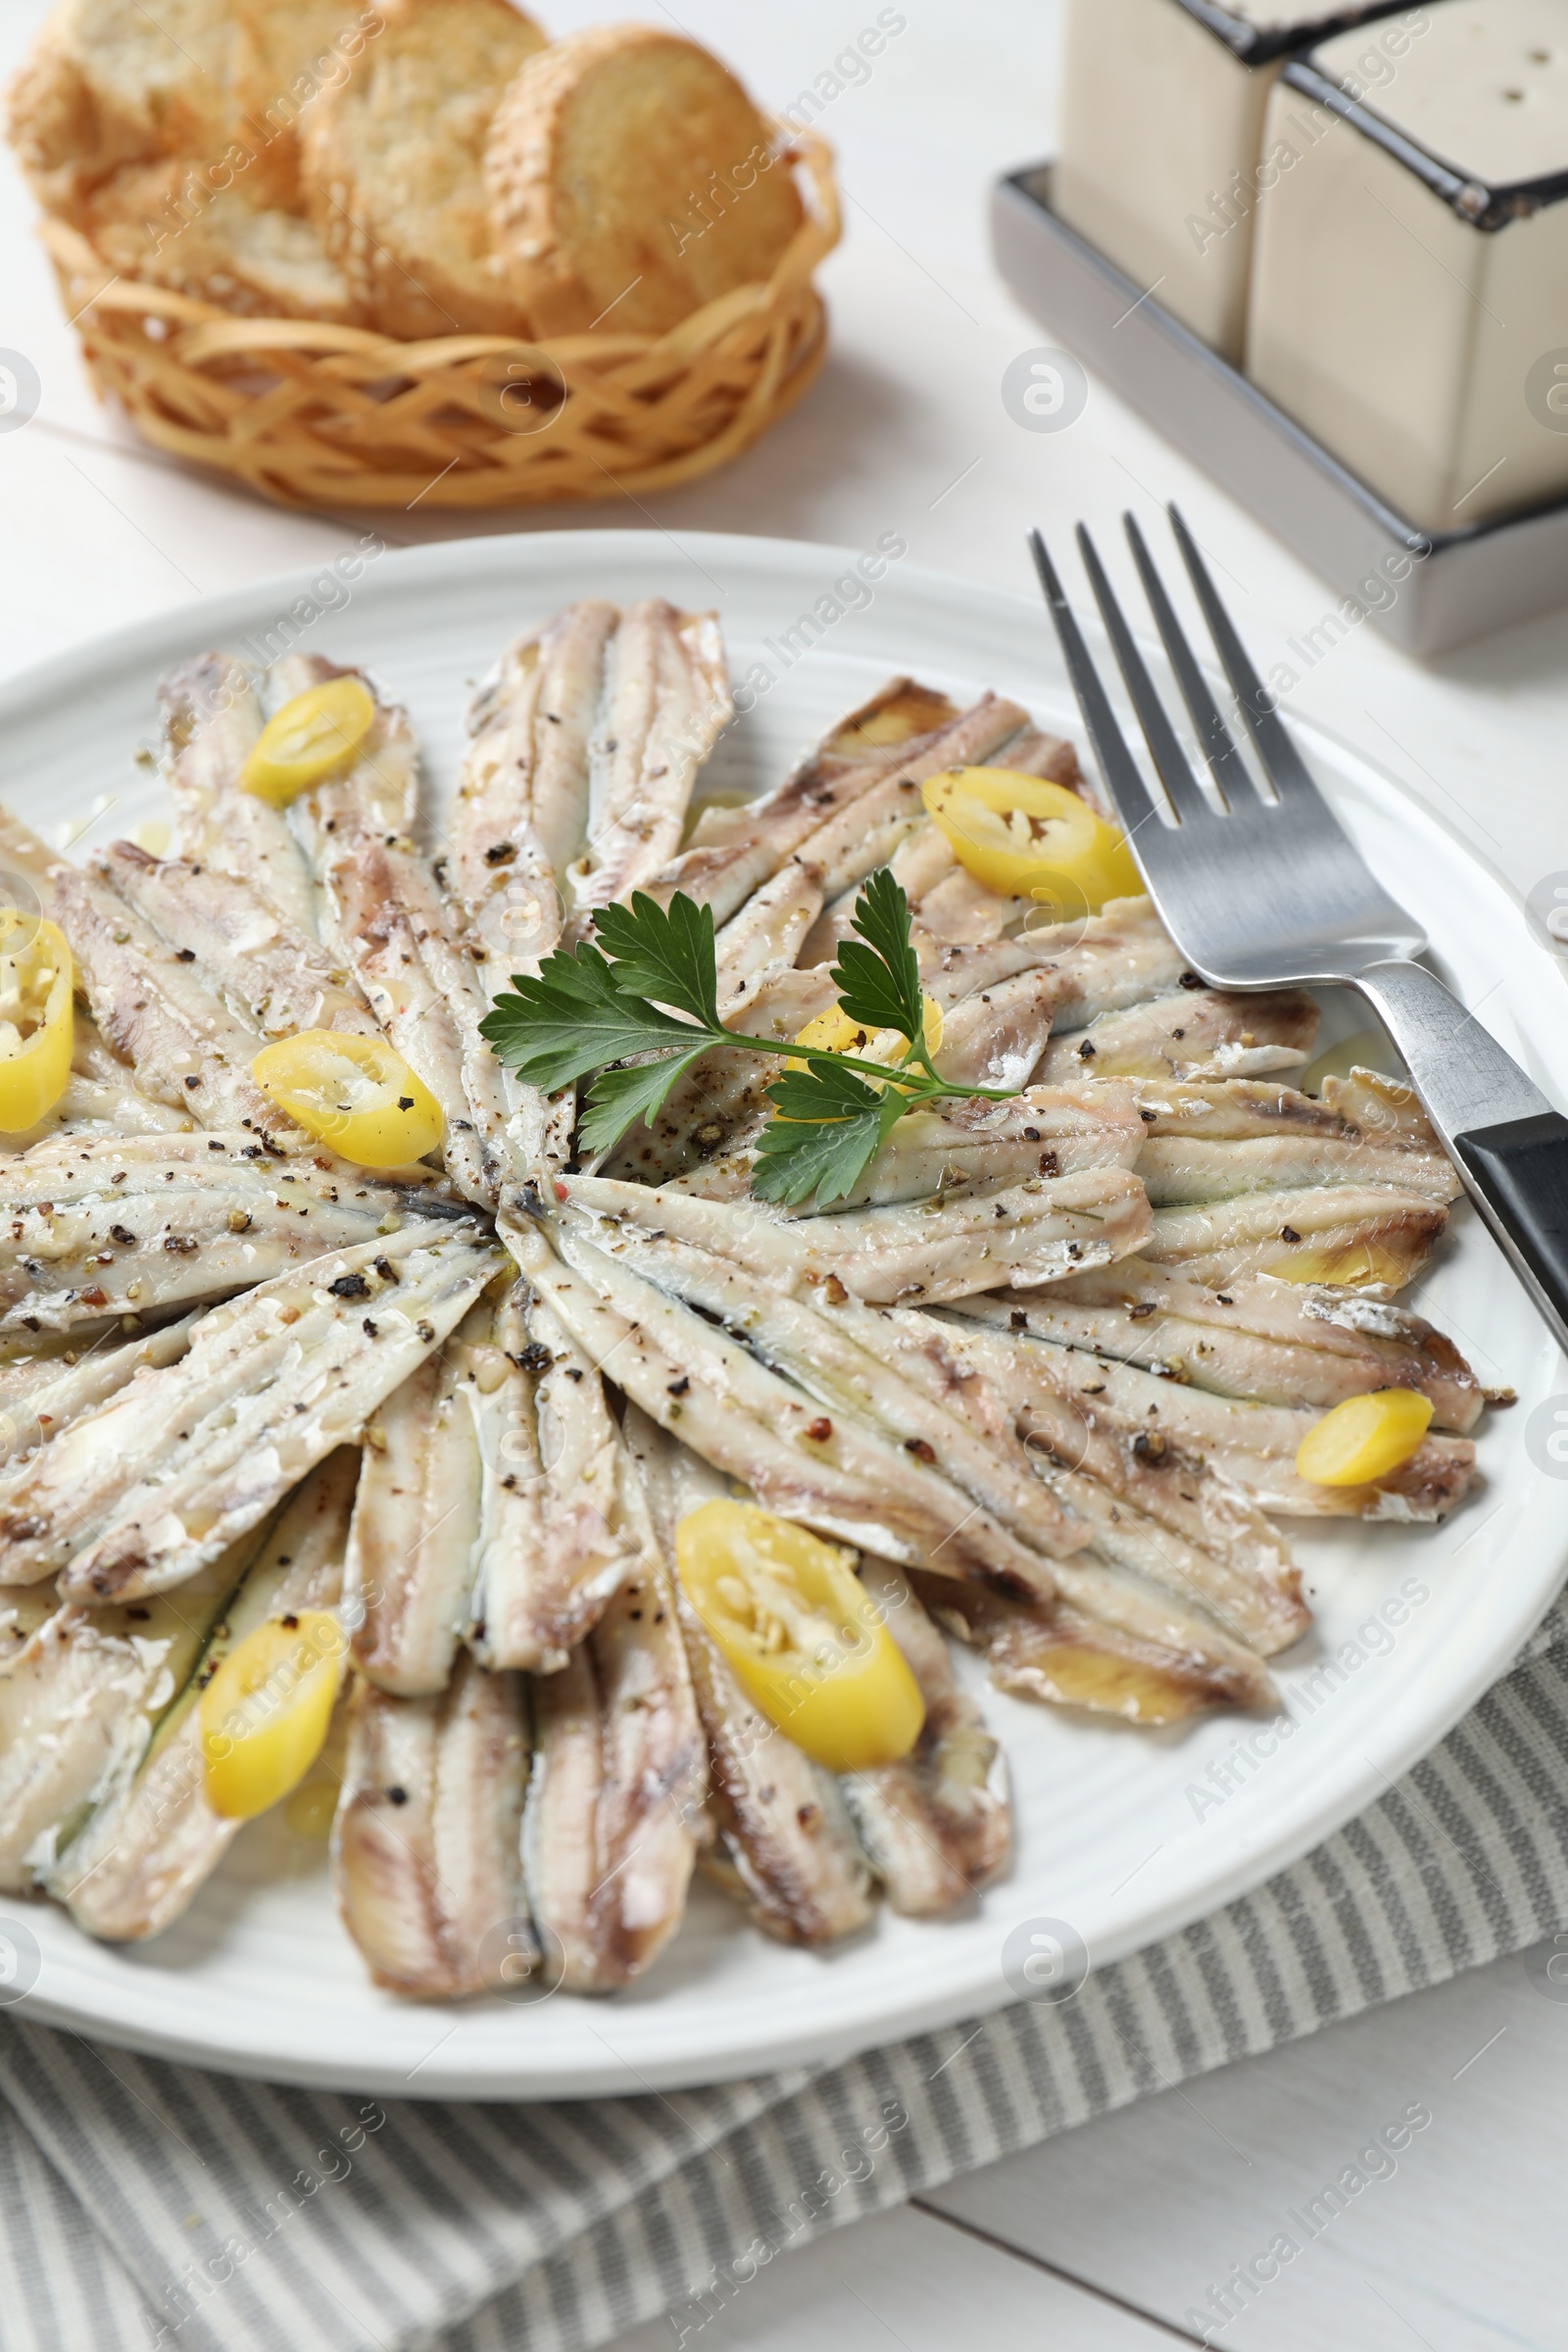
(523, 1434), (706, 1989)
(1127, 1077), (1458, 1209)
(643, 677), (981, 928)
(98, 841), (375, 1041)
(841, 1558), (1011, 1916)
(0, 1586), (56, 1672)
(1144, 1184), (1448, 1291)
(679, 678), (959, 843)
(931, 964), (1071, 1092)
(664, 1081), (1146, 1207)
(333, 1651), (529, 1999)
(630, 1412), (875, 1946)
(920, 896), (1189, 1026)
(158, 653), (319, 934)
(465, 1284), (546, 1671)
(915, 1574), (1271, 1723)
(1036, 987), (1319, 1084)
(452, 1272), (637, 1676)
(657, 696), (1029, 935)
(49, 864), (306, 1149)
(0, 1132), (465, 1332)
(1045, 1461), (1299, 1660)
(810, 1286), (1300, 1653)
(897, 1309), (1302, 1656)
(412, 888), (520, 1201)
(571, 1212), (1087, 1568)
(0, 1313), (199, 1475)
(913, 905), (1194, 1095)
(592, 1214), (1298, 1662)
(158, 652), (258, 854)
(289, 676), (500, 1207)
(51, 1452), (357, 1939)
(789, 726), (1029, 910)
(5, 1069), (189, 1149)
(0, 799), (68, 887)
(564, 1165), (1153, 1303)
(951, 1298), (1477, 1522)
(71, 1008), (154, 1090)
(497, 1286), (640, 1667)
(346, 1303), (484, 1697)
(613, 900), (1190, 1190)
(452, 598), (618, 955)
(447, 603), (619, 1183)
(552, 601), (730, 941)
(1009, 1260), (1484, 1431)
(0, 1221), (501, 1595)
(506, 1214), (1079, 1596)
(1320, 1068), (1443, 1149)
(1136, 1133), (1459, 1208)
(1129, 1073), (1442, 1152)
(804, 724), (1085, 962)
(0, 1316), (133, 1376)
(713, 858), (825, 1019)
(0, 1546), (239, 1891)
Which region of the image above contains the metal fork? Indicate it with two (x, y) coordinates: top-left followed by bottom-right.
(1030, 506), (1568, 1355)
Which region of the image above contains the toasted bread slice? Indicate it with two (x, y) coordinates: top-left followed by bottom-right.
(231, 1), (377, 206)
(6, 0), (369, 219)
(302, 0), (548, 340)
(5, 0), (239, 217)
(6, 32), (107, 217)
(84, 159), (360, 322)
(487, 24), (803, 338)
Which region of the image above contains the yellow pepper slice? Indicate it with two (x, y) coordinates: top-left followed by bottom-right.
(790, 995), (943, 1075)
(1295, 1390), (1434, 1487)
(200, 1610), (346, 1820)
(252, 1028), (444, 1166)
(1269, 1241), (1412, 1290)
(0, 916), (74, 1133)
(676, 1500), (924, 1772)
(241, 676), (375, 807)
(922, 766), (1143, 907)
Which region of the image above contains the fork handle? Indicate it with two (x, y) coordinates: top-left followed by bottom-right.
(1357, 960), (1568, 1353)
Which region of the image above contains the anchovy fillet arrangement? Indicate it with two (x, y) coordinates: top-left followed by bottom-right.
(0, 1131), (466, 1332)
(0, 610), (1505, 2001)
(0, 1222), (501, 1594)
(52, 1452), (358, 1938)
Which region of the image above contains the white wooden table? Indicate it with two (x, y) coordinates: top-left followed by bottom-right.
(4, 4), (1565, 2343)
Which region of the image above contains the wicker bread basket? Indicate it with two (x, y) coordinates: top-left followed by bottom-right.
(42, 127), (838, 513)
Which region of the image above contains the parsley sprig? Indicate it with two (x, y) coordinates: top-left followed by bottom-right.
(479, 868), (1015, 1206)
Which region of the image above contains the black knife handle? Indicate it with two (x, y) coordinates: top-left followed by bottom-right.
(1452, 1111), (1568, 1347)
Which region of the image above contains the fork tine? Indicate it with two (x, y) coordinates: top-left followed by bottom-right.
(1122, 513), (1251, 811)
(1167, 504), (1319, 802)
(1074, 523), (1216, 827)
(1027, 529), (1163, 843)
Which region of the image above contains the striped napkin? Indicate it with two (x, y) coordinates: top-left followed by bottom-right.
(5, 1592), (1566, 2352)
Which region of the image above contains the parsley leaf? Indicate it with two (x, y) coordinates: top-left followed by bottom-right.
(829, 867), (927, 1050)
(482, 872), (1015, 1205)
(576, 1045), (715, 1155)
(478, 944), (700, 1094)
(592, 892), (722, 1031)
(752, 1061), (909, 1206)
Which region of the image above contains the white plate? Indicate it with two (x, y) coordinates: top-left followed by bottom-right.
(2, 531), (1563, 2099)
